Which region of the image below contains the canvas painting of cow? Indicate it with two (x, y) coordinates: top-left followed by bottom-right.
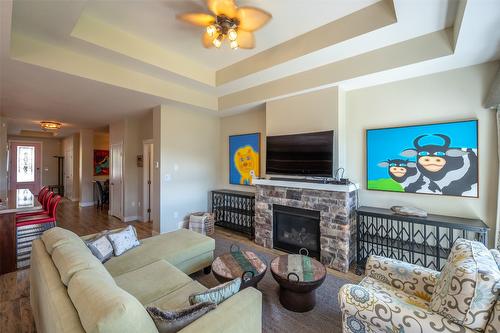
(366, 120), (478, 197)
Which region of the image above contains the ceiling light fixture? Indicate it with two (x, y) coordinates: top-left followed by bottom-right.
(177, 0), (272, 50)
(40, 121), (62, 131)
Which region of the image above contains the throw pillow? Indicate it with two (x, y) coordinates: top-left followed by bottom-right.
(106, 225), (141, 256)
(189, 215), (207, 235)
(146, 302), (216, 333)
(430, 238), (500, 331)
(85, 231), (114, 263)
(189, 278), (241, 306)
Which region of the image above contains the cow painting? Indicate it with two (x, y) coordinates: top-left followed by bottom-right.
(366, 120), (478, 197)
(400, 134), (478, 196)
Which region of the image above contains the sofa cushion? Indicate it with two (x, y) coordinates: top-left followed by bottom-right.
(146, 302), (216, 333)
(104, 229), (214, 276)
(430, 239), (500, 331)
(68, 269), (157, 333)
(147, 281), (208, 310)
(52, 241), (112, 286)
(41, 227), (82, 254)
(114, 260), (192, 305)
(107, 226), (141, 256)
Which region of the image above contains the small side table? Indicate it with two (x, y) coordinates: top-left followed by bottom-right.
(270, 253), (326, 312)
(212, 245), (267, 290)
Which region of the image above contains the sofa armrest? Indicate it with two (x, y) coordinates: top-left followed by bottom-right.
(179, 287), (262, 333)
(365, 255), (439, 301)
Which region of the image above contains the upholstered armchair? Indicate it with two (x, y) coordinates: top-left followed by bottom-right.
(339, 249), (500, 333)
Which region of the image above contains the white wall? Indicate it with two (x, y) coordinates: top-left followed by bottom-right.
(218, 106), (266, 192)
(154, 105), (220, 233)
(266, 86), (344, 171)
(346, 62), (499, 246)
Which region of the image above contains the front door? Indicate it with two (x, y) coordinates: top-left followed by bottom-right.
(9, 141), (42, 193)
(110, 143), (123, 220)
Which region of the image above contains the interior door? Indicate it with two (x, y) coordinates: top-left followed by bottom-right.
(64, 149), (73, 199)
(110, 143), (123, 220)
(9, 141), (42, 193)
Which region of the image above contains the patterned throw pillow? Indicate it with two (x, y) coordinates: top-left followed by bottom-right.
(85, 231), (114, 263)
(189, 278), (241, 305)
(146, 302), (216, 333)
(106, 226), (141, 256)
(430, 238), (500, 331)
(189, 215), (207, 235)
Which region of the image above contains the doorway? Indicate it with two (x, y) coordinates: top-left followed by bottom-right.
(110, 143), (123, 220)
(9, 141), (42, 193)
(142, 140), (153, 222)
(64, 149), (73, 200)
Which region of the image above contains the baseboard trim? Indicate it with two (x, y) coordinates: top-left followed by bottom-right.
(123, 216), (139, 222)
(79, 201), (94, 207)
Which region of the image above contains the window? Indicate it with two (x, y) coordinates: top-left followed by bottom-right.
(17, 146), (35, 183)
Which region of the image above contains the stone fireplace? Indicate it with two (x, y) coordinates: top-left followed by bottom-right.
(253, 179), (357, 272)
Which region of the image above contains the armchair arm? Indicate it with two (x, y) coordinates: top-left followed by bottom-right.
(179, 287), (262, 333)
(365, 255), (439, 301)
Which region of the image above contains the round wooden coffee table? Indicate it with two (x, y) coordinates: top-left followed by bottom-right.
(270, 253), (326, 312)
(211, 245), (267, 290)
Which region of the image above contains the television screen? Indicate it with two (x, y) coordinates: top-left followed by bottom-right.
(266, 131), (334, 176)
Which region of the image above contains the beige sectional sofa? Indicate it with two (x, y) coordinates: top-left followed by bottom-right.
(30, 227), (263, 333)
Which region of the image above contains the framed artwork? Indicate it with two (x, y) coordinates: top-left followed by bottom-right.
(366, 119), (478, 197)
(229, 133), (261, 186)
(94, 150), (109, 176)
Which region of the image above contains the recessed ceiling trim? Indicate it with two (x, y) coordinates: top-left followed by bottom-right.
(219, 29), (454, 110)
(10, 33), (217, 111)
(71, 14), (215, 87)
(216, 0), (397, 86)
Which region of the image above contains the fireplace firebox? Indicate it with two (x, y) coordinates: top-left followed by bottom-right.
(272, 204), (320, 259)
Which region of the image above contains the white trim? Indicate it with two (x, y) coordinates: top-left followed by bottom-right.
(110, 142), (124, 220)
(123, 216), (139, 222)
(142, 140), (153, 223)
(78, 201), (94, 207)
(252, 178), (359, 192)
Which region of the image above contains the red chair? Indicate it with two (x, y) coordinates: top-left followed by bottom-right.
(38, 186), (49, 204)
(16, 191), (54, 219)
(16, 195), (62, 227)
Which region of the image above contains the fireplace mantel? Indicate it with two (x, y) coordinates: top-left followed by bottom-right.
(252, 178), (359, 192)
(254, 182), (357, 273)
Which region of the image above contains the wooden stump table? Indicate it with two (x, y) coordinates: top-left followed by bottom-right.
(211, 245), (267, 290)
(270, 254), (326, 312)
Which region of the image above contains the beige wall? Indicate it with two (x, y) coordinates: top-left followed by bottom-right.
(154, 105), (220, 233)
(218, 107), (266, 192)
(346, 62), (499, 246)
(266, 86), (343, 171)
(9, 135), (63, 187)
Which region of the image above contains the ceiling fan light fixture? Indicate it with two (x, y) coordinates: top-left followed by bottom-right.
(213, 34), (223, 48)
(40, 121), (62, 131)
(206, 24), (217, 37)
(227, 28), (238, 41)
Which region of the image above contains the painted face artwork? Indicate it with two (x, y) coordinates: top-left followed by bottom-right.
(234, 145), (259, 185)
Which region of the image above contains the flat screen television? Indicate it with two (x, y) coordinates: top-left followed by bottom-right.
(266, 130), (334, 177)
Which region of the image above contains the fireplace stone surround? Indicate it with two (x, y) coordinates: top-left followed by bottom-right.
(253, 179), (358, 272)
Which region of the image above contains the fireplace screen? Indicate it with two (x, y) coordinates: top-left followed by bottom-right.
(273, 204), (320, 259)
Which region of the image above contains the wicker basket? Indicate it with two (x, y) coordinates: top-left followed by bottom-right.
(183, 212), (215, 236)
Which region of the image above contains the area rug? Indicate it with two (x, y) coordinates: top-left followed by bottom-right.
(191, 234), (351, 333)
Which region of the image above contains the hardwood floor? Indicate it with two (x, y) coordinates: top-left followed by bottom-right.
(0, 199), (359, 333)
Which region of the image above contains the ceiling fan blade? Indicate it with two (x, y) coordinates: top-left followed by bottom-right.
(207, 0), (237, 17)
(202, 32), (214, 48)
(177, 13), (215, 27)
(237, 30), (255, 49)
(237, 7), (272, 32)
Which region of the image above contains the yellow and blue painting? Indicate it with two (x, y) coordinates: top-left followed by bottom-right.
(366, 120), (478, 197)
(229, 133), (260, 186)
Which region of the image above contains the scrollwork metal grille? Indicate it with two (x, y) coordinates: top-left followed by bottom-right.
(211, 190), (255, 239)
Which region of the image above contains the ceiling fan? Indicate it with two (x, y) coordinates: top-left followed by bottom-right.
(177, 0), (272, 50)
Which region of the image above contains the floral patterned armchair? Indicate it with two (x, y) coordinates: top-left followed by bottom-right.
(339, 250), (500, 333)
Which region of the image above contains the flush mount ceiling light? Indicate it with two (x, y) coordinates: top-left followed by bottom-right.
(40, 121), (62, 131)
(177, 0), (272, 50)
